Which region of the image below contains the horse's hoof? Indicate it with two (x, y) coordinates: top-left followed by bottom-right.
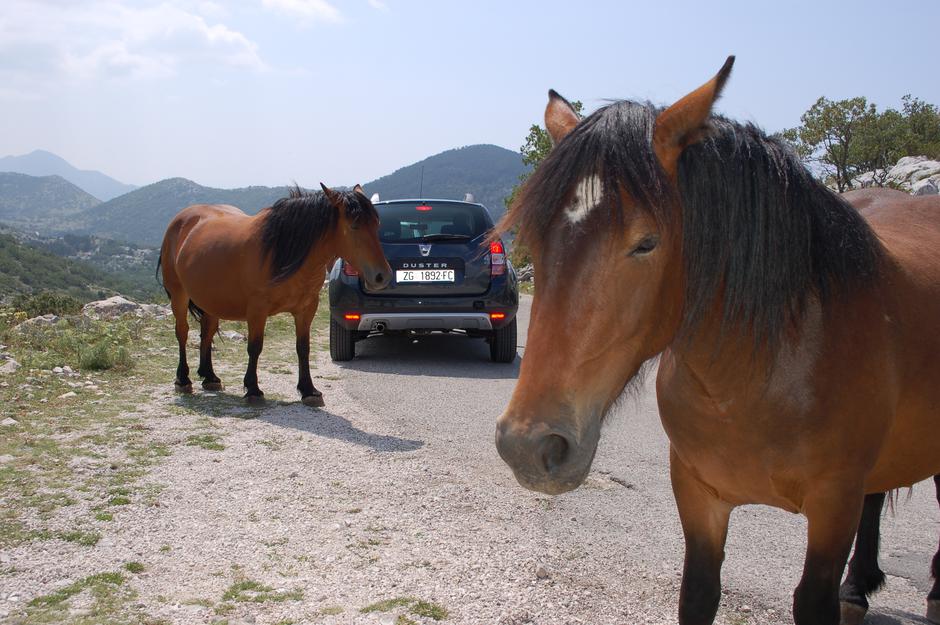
(244, 393), (265, 406)
(202, 381), (224, 391)
(301, 394), (325, 408)
(840, 601), (867, 625)
(174, 382), (193, 394)
(927, 599), (940, 624)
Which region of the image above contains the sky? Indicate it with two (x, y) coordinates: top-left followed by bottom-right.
(1, 0), (938, 190)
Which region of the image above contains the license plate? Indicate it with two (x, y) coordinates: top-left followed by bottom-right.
(396, 269), (455, 283)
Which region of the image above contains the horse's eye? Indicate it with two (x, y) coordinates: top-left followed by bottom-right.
(629, 236), (659, 256)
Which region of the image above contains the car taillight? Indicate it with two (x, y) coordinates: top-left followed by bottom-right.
(490, 240), (506, 276)
(490, 312), (506, 320)
(343, 261), (359, 277)
(344, 313), (361, 321)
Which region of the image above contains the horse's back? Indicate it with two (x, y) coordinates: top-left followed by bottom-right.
(845, 188), (940, 490)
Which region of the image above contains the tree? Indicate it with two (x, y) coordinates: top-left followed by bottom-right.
(783, 94), (940, 191)
(781, 96), (875, 192)
(505, 100), (583, 266)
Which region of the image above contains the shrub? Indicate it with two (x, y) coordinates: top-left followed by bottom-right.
(11, 291), (82, 318)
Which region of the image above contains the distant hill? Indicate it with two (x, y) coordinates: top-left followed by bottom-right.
(363, 144), (525, 220)
(0, 149), (136, 201)
(0, 232), (158, 303)
(66, 144), (526, 246)
(0, 172), (101, 232)
(74, 178), (292, 246)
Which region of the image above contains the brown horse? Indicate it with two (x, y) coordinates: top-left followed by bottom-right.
(494, 57), (940, 625)
(159, 184), (390, 405)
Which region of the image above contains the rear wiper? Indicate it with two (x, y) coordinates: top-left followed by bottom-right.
(419, 233), (471, 242)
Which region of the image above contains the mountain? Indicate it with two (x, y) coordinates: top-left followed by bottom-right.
(74, 144), (526, 246)
(0, 232), (158, 302)
(364, 144), (526, 220)
(0, 149), (137, 201)
(74, 178), (292, 246)
(0, 172), (101, 231)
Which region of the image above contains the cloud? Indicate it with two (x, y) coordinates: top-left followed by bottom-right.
(261, 0), (342, 22)
(367, 0), (389, 11)
(0, 0), (265, 98)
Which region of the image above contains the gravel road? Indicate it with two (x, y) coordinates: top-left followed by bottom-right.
(3, 295), (936, 625)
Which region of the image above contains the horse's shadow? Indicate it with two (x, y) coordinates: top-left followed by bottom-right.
(859, 608), (931, 625)
(173, 392), (424, 453)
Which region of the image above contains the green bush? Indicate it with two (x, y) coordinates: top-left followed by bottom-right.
(79, 343), (114, 370)
(11, 291), (82, 317)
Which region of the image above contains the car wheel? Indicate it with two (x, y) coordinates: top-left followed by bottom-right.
(330, 318), (356, 361)
(490, 318), (517, 363)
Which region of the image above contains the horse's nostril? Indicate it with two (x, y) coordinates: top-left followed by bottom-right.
(540, 434), (570, 475)
(375, 273), (384, 283)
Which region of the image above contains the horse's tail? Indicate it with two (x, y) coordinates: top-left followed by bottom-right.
(188, 300), (205, 322)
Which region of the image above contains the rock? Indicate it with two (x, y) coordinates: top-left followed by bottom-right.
(219, 330), (246, 342)
(0, 455), (14, 464)
(53, 366), (64, 374)
(139, 303), (171, 318)
(62, 365), (73, 374)
(1, 418), (18, 426)
(853, 156), (940, 194)
(58, 391), (77, 399)
(517, 264), (534, 282)
(535, 564), (550, 579)
(0, 359), (19, 375)
(913, 178), (939, 196)
(14, 314), (60, 331)
(82, 295), (142, 319)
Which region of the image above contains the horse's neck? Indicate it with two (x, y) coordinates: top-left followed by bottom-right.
(664, 298), (824, 414)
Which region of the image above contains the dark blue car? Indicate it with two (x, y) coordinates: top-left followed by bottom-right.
(328, 198), (518, 362)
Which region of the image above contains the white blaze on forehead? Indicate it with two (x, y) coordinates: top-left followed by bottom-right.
(565, 175), (604, 224)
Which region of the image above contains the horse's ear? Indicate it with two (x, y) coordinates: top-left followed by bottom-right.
(353, 184), (365, 196)
(320, 182), (343, 209)
(653, 56), (735, 171)
(545, 89), (580, 145)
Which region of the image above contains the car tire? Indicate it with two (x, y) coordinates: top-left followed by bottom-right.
(490, 318), (517, 363)
(330, 318), (356, 361)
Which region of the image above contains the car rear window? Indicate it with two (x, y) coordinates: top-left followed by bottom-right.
(376, 202), (494, 243)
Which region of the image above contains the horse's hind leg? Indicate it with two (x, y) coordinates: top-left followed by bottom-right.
(293, 311), (323, 407)
(197, 314), (223, 391)
(838, 492), (887, 625)
(927, 475), (940, 624)
(242, 314), (266, 404)
(170, 295), (193, 393)
(671, 449), (732, 625)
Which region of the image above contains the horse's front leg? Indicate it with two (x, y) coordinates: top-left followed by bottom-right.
(671, 448), (732, 625)
(293, 311), (323, 407)
(838, 492), (887, 625)
(243, 314), (267, 404)
(794, 481), (865, 625)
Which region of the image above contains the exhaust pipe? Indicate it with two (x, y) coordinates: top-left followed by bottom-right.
(373, 321), (387, 333)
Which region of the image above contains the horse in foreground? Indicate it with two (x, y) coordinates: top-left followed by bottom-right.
(494, 57), (940, 625)
(159, 184), (390, 405)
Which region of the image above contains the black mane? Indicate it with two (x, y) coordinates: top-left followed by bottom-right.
(506, 100), (883, 352)
(261, 186), (377, 282)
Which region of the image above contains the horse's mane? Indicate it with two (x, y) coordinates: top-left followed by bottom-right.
(502, 100), (883, 352)
(261, 186), (377, 282)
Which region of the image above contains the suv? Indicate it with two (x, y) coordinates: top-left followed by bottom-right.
(328, 198), (518, 362)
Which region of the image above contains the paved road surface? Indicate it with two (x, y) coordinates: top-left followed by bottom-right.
(336, 294), (938, 624)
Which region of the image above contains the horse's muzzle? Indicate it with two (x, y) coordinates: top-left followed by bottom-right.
(363, 267), (392, 291)
(495, 415), (599, 495)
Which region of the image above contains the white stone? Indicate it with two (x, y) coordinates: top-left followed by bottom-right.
(82, 295), (142, 319)
(1, 418), (18, 426)
(58, 391), (77, 399)
(0, 360), (19, 374)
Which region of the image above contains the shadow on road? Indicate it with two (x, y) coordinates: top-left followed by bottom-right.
(865, 608), (932, 624)
(339, 333), (521, 379)
(174, 392), (424, 453)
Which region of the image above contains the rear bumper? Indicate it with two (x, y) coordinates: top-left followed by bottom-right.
(354, 312), (493, 331)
